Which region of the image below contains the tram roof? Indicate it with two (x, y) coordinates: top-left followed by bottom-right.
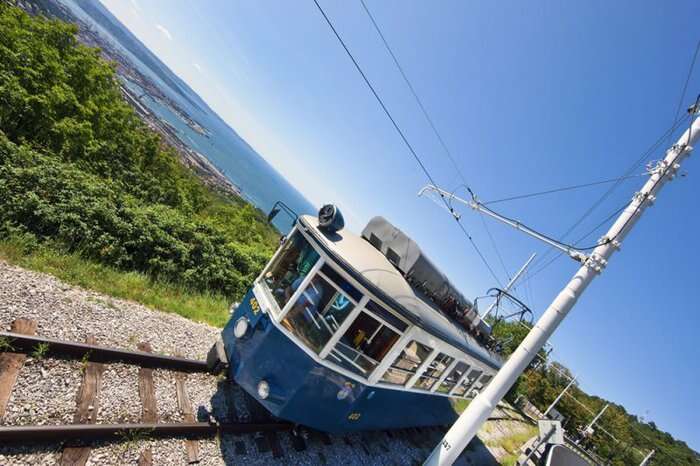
(298, 215), (502, 370)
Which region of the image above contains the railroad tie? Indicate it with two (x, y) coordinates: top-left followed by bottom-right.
(288, 430), (307, 452)
(137, 342), (157, 423)
(60, 335), (105, 466)
(138, 448), (153, 466)
(0, 319), (37, 420)
(243, 391), (284, 458)
(136, 342), (157, 465)
(175, 373), (200, 464)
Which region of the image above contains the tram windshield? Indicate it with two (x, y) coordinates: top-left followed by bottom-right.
(381, 340), (433, 386)
(262, 230), (320, 314)
(325, 311), (400, 377)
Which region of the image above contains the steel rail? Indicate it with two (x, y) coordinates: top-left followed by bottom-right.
(0, 331), (210, 373)
(0, 422), (294, 443)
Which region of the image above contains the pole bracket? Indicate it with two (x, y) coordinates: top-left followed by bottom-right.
(584, 253), (607, 273)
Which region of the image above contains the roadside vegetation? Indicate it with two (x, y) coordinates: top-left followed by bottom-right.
(493, 321), (700, 465)
(0, 4), (278, 325)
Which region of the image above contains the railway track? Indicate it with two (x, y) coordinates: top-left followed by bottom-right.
(0, 318), (522, 464)
(0, 318), (303, 464)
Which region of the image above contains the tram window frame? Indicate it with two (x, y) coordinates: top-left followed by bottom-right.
(324, 309), (401, 378)
(453, 369), (482, 397)
(279, 267), (361, 354)
(436, 361), (469, 394)
(380, 340), (434, 386)
(258, 229), (321, 316)
(413, 352), (454, 391)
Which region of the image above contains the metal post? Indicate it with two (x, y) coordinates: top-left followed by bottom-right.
(423, 115), (699, 466)
(543, 375), (577, 417)
(639, 449), (655, 466)
(584, 404), (609, 433)
(481, 253), (536, 320)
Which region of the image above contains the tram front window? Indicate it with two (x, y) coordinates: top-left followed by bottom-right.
(325, 311), (400, 377)
(262, 231), (320, 313)
(281, 274), (356, 353)
(381, 340), (433, 386)
(414, 352), (454, 391)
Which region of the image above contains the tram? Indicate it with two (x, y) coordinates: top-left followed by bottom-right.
(207, 205), (503, 433)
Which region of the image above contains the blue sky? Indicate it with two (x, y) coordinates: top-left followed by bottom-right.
(101, 0), (700, 450)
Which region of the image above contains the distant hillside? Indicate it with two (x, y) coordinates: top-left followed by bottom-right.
(494, 321), (700, 465)
(68, 0), (207, 114)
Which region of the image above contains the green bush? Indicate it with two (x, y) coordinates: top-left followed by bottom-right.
(0, 4), (278, 300)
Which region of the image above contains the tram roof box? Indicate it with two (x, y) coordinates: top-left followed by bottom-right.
(361, 216), (476, 319)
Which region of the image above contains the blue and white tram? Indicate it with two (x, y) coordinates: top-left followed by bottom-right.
(208, 206), (503, 433)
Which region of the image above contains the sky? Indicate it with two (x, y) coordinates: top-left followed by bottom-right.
(101, 0), (700, 451)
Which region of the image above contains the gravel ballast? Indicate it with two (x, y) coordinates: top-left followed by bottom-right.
(0, 260), (530, 465)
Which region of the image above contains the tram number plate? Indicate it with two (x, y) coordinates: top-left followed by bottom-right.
(441, 439), (451, 451)
(348, 412), (361, 421)
(250, 297), (260, 314)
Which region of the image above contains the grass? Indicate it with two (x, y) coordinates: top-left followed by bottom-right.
(31, 342), (50, 359)
(0, 336), (14, 352)
(0, 237), (232, 328)
(483, 423), (539, 465)
(451, 398), (471, 414)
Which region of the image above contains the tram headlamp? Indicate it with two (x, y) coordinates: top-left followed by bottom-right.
(233, 317), (249, 338)
(257, 380), (270, 400)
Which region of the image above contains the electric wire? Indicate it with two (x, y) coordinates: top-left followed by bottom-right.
(358, 0), (512, 287)
(481, 173), (646, 206)
(358, 0), (470, 187)
(670, 40), (700, 145)
(520, 112), (693, 279)
(312, 0), (504, 287)
(527, 43), (700, 276)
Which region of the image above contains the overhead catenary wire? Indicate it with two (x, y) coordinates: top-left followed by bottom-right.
(526, 41), (700, 277)
(669, 39), (700, 145)
(311, 0), (504, 287)
(358, 0), (512, 288)
(358, 0), (469, 186)
(481, 173), (646, 206)
(519, 112), (693, 280)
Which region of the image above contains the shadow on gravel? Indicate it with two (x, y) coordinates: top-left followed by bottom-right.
(207, 377), (501, 466)
(453, 436), (500, 466)
(0, 442), (64, 456)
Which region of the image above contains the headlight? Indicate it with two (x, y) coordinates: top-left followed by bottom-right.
(257, 380), (270, 400)
(234, 317), (249, 338)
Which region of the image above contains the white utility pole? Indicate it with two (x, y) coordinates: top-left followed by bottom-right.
(584, 403), (609, 433)
(543, 375), (577, 417)
(424, 113), (699, 466)
(481, 252), (536, 320)
(639, 449), (655, 466)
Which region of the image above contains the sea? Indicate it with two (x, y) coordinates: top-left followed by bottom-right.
(60, 0), (316, 234)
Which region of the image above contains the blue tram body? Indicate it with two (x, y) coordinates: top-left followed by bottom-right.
(211, 209), (503, 434)
(223, 289), (458, 433)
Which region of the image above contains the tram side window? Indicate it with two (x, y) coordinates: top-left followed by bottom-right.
(414, 352), (454, 391)
(436, 362), (469, 394)
(381, 340), (433, 386)
(474, 374), (493, 393)
(262, 231), (320, 312)
(281, 274), (357, 353)
(325, 311), (400, 377)
(453, 369), (482, 397)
